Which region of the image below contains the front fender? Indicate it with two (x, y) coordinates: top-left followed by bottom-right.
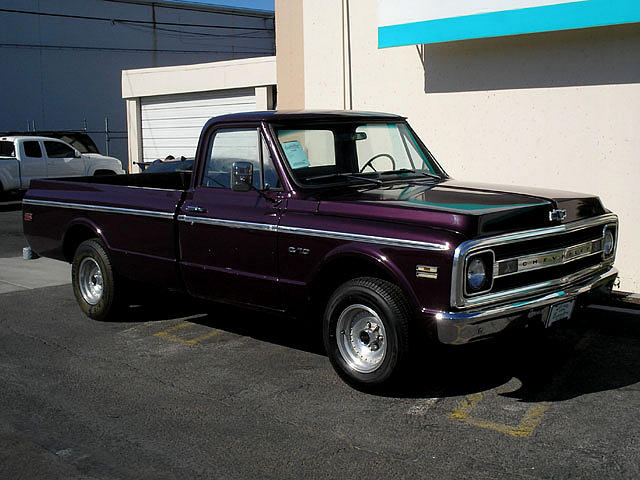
(83, 156), (123, 175)
(313, 243), (424, 313)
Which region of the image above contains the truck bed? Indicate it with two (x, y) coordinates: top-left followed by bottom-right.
(23, 172), (190, 288)
(54, 171), (192, 191)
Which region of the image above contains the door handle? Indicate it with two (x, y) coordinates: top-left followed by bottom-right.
(184, 205), (207, 214)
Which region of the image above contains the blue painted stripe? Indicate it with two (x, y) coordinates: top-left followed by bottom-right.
(379, 0), (640, 48)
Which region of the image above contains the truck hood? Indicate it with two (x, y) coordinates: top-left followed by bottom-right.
(315, 179), (607, 238)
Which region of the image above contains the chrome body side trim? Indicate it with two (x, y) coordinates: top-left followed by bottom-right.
(177, 215), (278, 232)
(278, 225), (450, 252)
(179, 217), (449, 251)
(24, 198), (450, 251)
(451, 214), (618, 308)
(22, 198), (175, 219)
(434, 266), (618, 345)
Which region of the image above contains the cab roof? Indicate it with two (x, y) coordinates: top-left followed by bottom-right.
(204, 110), (406, 125)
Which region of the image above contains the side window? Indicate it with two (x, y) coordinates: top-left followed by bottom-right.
(203, 128), (260, 189)
(261, 135), (281, 190)
(23, 141), (42, 158)
(44, 141), (75, 158)
(0, 141), (15, 157)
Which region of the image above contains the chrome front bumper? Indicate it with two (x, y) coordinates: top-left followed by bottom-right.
(432, 266), (618, 345)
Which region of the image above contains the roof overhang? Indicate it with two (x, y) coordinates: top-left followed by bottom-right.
(122, 56), (276, 99)
(378, 0), (640, 48)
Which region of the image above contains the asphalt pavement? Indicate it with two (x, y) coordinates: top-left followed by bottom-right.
(1, 207), (639, 479)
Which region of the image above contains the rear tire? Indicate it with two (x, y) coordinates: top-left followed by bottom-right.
(71, 239), (125, 321)
(323, 277), (411, 389)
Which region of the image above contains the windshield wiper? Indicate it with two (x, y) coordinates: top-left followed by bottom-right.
(381, 168), (441, 180)
(304, 172), (383, 186)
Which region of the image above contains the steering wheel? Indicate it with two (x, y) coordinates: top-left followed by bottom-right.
(359, 153), (396, 173)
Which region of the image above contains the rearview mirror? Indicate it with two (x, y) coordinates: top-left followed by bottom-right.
(73, 149), (81, 158)
(231, 161), (253, 192)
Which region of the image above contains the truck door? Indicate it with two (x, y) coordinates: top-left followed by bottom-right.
(43, 140), (85, 177)
(178, 125), (284, 310)
(19, 140), (48, 189)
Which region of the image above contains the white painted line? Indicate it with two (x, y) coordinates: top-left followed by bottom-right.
(406, 397), (440, 416)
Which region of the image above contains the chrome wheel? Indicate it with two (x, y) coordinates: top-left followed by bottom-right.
(78, 257), (103, 305)
(336, 304), (387, 374)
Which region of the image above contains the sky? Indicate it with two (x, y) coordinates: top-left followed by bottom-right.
(166, 0), (274, 11)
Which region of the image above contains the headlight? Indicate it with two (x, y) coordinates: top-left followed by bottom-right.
(603, 229), (615, 257)
(465, 252), (494, 294)
(467, 258), (487, 291)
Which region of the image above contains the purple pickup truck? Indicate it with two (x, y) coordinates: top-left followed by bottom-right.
(23, 111), (619, 388)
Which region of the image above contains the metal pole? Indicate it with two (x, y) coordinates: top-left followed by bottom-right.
(104, 116), (110, 156)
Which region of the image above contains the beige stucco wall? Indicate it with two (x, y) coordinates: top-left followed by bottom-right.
(275, 0), (305, 109)
(276, 0), (640, 292)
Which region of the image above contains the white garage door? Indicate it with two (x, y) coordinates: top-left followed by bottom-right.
(141, 88), (256, 162)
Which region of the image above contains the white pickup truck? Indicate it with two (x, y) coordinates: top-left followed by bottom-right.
(0, 136), (124, 194)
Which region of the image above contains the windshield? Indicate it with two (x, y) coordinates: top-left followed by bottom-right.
(274, 122), (442, 186)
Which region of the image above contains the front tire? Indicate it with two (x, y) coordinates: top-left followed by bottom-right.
(323, 277), (411, 389)
(71, 239), (124, 321)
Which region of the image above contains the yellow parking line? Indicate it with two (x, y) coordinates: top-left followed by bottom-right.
(450, 393), (550, 438)
(154, 321), (220, 346)
(449, 393), (483, 419)
(184, 329), (221, 345)
(154, 321), (193, 338)
(513, 403), (550, 437)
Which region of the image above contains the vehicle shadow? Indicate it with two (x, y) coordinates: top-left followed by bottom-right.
(0, 196), (22, 212)
(118, 294), (640, 402)
(390, 308), (640, 402)
(118, 291), (324, 356)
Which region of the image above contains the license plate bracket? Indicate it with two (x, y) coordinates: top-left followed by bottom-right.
(545, 300), (575, 328)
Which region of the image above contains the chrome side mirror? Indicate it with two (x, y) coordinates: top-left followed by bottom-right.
(74, 149), (82, 158)
(231, 161), (253, 192)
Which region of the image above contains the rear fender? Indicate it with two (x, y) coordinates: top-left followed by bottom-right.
(62, 217), (112, 262)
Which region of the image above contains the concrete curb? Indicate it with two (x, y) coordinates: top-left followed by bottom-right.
(587, 291), (640, 316)
(0, 256), (70, 294)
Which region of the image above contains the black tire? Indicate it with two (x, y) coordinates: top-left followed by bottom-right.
(71, 238), (125, 321)
(323, 277), (411, 389)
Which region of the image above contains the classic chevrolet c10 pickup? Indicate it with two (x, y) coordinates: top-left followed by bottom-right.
(22, 111), (619, 388)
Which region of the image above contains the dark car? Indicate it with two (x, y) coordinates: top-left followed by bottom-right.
(22, 111), (619, 389)
(142, 158), (194, 174)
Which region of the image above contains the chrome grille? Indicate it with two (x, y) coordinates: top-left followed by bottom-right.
(451, 214), (618, 309)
